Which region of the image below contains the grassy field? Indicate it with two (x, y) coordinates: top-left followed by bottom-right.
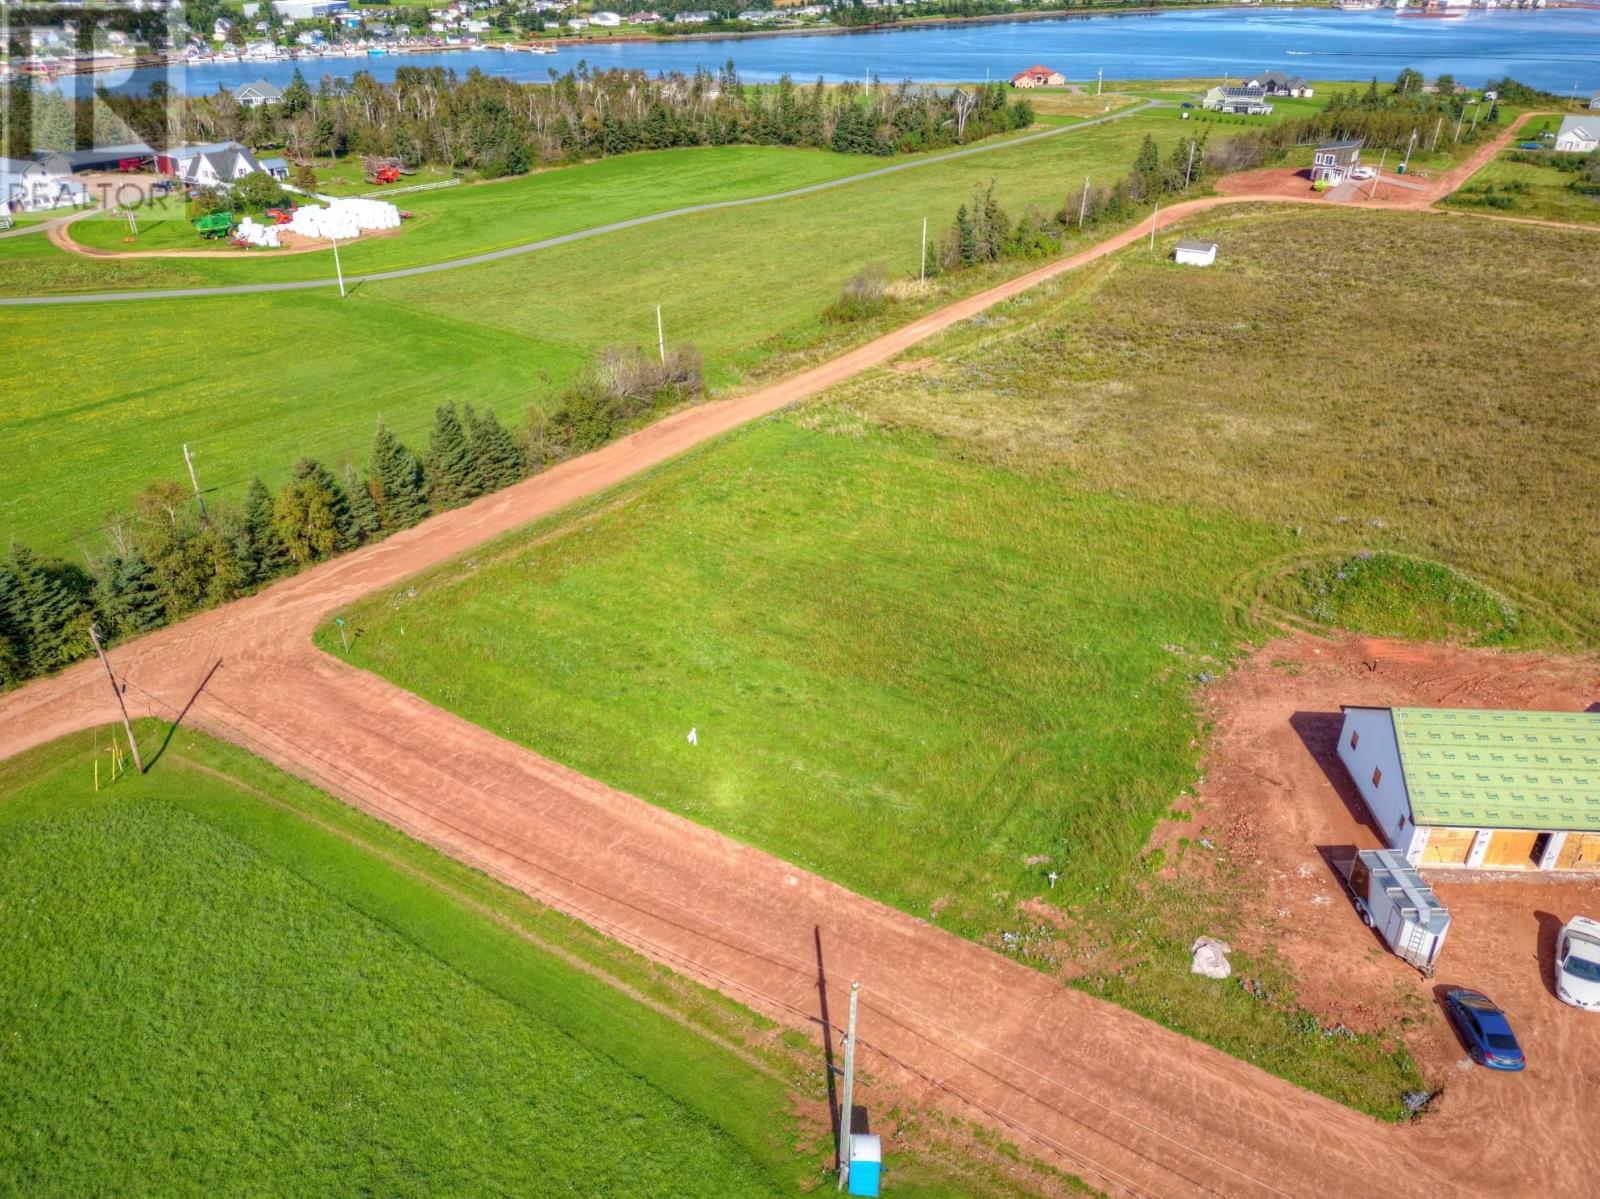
(1444, 151), (1600, 224)
(328, 209), (1599, 1118)
(2, 108), (1179, 549)
(0, 726), (1064, 1198)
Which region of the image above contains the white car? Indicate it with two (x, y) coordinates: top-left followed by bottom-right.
(1350, 166), (1377, 181)
(1555, 916), (1600, 1010)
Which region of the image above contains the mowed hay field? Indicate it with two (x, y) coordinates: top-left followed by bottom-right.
(0, 728), (1051, 1199)
(1, 108), (1174, 549)
(331, 210), (1600, 1116)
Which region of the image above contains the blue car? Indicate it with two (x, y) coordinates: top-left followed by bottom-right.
(1443, 989), (1525, 1072)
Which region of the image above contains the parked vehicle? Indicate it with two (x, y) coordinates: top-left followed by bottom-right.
(1518, 141), (1544, 150)
(1554, 915), (1600, 1010)
(1442, 989), (1525, 1071)
(1336, 849), (1450, 976)
(1350, 166), (1377, 181)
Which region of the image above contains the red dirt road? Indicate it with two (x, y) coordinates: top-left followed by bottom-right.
(0, 113), (1565, 1199)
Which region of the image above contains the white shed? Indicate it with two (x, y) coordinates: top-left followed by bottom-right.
(1174, 239), (1217, 267)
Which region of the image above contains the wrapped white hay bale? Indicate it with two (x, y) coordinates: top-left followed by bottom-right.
(285, 198), (401, 241)
(234, 218), (280, 248)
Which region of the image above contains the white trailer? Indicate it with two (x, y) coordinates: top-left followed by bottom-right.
(1337, 848), (1450, 976)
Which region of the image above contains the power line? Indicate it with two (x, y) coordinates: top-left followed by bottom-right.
(123, 677), (1293, 1199)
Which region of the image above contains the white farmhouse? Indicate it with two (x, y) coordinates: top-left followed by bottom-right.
(1554, 115), (1598, 153)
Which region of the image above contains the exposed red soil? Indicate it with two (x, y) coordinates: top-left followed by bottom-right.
(1180, 633), (1600, 1157)
(0, 111), (1576, 1199)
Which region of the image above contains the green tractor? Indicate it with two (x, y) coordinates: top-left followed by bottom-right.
(193, 211), (237, 239)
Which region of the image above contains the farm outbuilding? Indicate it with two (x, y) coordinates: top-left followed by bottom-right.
(1338, 706), (1600, 872)
(1175, 238), (1217, 266)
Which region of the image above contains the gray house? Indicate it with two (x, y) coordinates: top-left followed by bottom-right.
(231, 79), (285, 109)
(1312, 138), (1363, 184)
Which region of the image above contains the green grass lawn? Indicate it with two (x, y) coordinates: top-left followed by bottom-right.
(0, 726), (1056, 1198)
(327, 209), (1600, 1119)
(2, 292), (580, 551)
(0, 145), (892, 291)
(1, 111), (1175, 549)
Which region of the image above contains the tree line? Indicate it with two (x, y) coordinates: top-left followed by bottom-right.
(89, 63), (1033, 176)
(0, 346), (701, 690)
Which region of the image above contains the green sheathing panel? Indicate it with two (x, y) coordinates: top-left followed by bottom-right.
(1393, 708), (1600, 832)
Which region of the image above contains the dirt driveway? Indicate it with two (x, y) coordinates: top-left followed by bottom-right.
(1182, 633), (1600, 1173)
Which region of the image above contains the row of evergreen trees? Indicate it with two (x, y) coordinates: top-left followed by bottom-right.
(0, 347), (701, 691)
(86, 64), (1033, 177)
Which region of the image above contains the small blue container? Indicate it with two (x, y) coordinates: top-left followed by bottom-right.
(847, 1133), (882, 1197)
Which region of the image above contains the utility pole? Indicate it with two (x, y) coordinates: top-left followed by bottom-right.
(330, 231), (346, 298)
(1097, 67), (1102, 96)
(919, 217), (927, 284)
(1077, 176), (1090, 228)
(656, 303), (665, 362)
(1401, 128), (1418, 173)
(125, 208), (138, 237)
(1149, 200), (1158, 252)
(1184, 139), (1197, 189)
(836, 981), (859, 1193)
(89, 624), (145, 775)
(1468, 103), (1482, 136)
(1429, 113), (1444, 152)
(182, 442), (207, 527)
(1453, 104), (1466, 144)
(1369, 149), (1387, 200)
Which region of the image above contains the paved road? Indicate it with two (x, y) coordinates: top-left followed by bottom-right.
(0, 116), (1561, 1196)
(0, 103), (1156, 308)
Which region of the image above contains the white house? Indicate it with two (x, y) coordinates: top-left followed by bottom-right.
(589, 10), (622, 25)
(1174, 239), (1217, 267)
(1554, 115), (1598, 153)
(2, 156), (90, 211)
(1202, 85), (1273, 116)
(566, 16), (588, 28)
(1590, 91), (1600, 111)
(1337, 706), (1600, 872)
(231, 78), (285, 107)
(161, 142), (275, 188)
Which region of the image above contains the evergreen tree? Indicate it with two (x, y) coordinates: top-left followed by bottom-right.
(240, 476), (289, 583)
(0, 562), (26, 687)
(369, 422), (429, 530)
(424, 403), (484, 512)
(290, 457), (353, 547)
(9, 544), (94, 674)
(100, 549), (166, 637)
(465, 405), (524, 492)
(282, 67), (312, 116)
(955, 203), (976, 267)
(1133, 133), (1162, 198)
(345, 465), (381, 543)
